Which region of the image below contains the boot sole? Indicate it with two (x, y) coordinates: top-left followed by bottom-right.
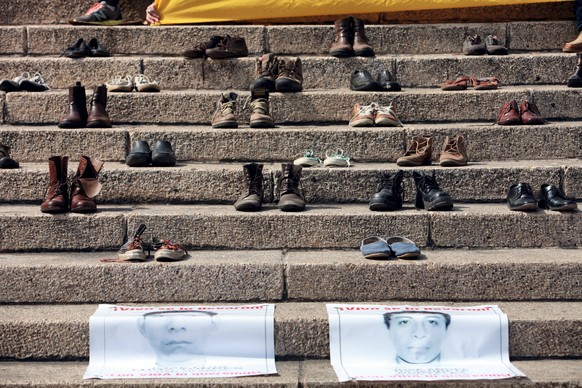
(71, 206), (97, 213)
(439, 159), (468, 167)
(508, 203), (538, 212)
(58, 120), (87, 129)
(280, 204), (305, 212)
(40, 206), (69, 214)
(87, 121), (112, 128)
(212, 122), (238, 129)
(369, 202), (402, 212)
(250, 120), (275, 128)
(354, 48), (375, 57)
(329, 49), (355, 57)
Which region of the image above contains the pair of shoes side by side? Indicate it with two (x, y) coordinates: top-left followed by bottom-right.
(64, 37), (109, 58)
(349, 102), (402, 127)
(350, 69), (401, 91)
(463, 34), (508, 55)
(183, 35), (248, 59)
(397, 135), (468, 167)
(497, 99), (545, 125)
(360, 236), (421, 260)
(58, 82), (112, 128)
(126, 140), (176, 167)
(70, 1), (124, 25)
(329, 16), (375, 57)
(507, 183), (577, 212)
(368, 170), (453, 212)
(115, 224), (189, 262)
(40, 155), (104, 214)
(250, 53), (303, 93)
(0, 144), (19, 169)
(441, 76), (499, 91)
(0, 72), (50, 93)
(293, 149), (350, 168)
(211, 90), (275, 128)
(106, 74), (160, 93)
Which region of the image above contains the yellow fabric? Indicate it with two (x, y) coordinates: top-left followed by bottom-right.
(154, 0), (569, 24)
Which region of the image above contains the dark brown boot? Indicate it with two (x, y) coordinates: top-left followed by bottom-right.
(234, 163), (264, 212)
(41, 156), (69, 213)
(329, 16), (354, 57)
(278, 163), (305, 212)
(87, 84), (112, 128)
(70, 155), (104, 213)
(58, 81), (87, 128)
(353, 17), (375, 57)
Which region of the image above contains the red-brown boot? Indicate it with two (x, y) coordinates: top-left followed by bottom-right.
(70, 155), (104, 213)
(41, 156), (69, 213)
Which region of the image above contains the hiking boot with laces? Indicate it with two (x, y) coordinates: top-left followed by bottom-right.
(41, 156), (69, 214)
(275, 57), (303, 92)
(153, 239), (189, 262)
(278, 163), (305, 212)
(397, 136), (433, 166)
(249, 89), (275, 128)
(323, 149), (351, 167)
(234, 163), (264, 212)
(250, 53), (278, 92)
(519, 101), (545, 125)
(375, 103), (402, 127)
(117, 224), (147, 262)
(349, 103), (375, 127)
(369, 170), (404, 211)
(70, 1), (123, 25)
(439, 134), (468, 166)
(497, 99), (521, 125)
(211, 92), (238, 128)
(413, 170), (454, 211)
(294, 149), (321, 167)
(507, 183), (538, 211)
(183, 36), (224, 58)
(205, 36), (248, 59)
(0, 144), (19, 169)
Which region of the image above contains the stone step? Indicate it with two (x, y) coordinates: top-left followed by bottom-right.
(3, 160), (581, 204)
(1, 249), (581, 303)
(0, 22), (574, 56)
(2, 85), (579, 125)
(0, 52), (575, 90)
(1, 203), (581, 251)
(0, 302), (579, 359)
(1, 359), (581, 387)
(1, 122), (580, 163)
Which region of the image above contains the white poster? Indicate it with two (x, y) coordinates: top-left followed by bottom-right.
(327, 304), (525, 382)
(84, 304), (276, 379)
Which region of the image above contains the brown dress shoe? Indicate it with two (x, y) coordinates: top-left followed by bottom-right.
(41, 156), (69, 213)
(396, 136), (433, 166)
(329, 16), (354, 57)
(520, 101), (545, 125)
(496, 100), (521, 125)
(439, 134), (468, 166)
(70, 155), (104, 213)
(563, 32), (582, 53)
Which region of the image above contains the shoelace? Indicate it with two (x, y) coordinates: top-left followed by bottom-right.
(358, 103), (376, 116)
(378, 173), (402, 193)
(153, 239), (188, 254)
(443, 137), (461, 155)
(108, 75), (133, 87)
(418, 175), (441, 193)
(220, 100), (236, 116)
(250, 98), (270, 114)
(404, 139), (428, 156)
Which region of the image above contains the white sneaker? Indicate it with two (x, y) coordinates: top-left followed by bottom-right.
(134, 74), (160, 92)
(323, 148), (351, 167)
(19, 72), (49, 92)
(106, 75), (134, 92)
(294, 149), (321, 167)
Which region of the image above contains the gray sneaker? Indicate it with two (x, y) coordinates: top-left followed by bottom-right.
(70, 1), (123, 25)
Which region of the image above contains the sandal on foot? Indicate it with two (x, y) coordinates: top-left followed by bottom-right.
(386, 236), (421, 259)
(361, 236), (393, 260)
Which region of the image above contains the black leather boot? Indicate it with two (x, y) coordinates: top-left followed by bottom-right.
(234, 163), (264, 212)
(369, 171), (403, 211)
(58, 81), (87, 128)
(413, 171), (453, 211)
(568, 53), (582, 87)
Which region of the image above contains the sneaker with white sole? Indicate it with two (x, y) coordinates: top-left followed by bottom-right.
(70, 1), (124, 25)
(374, 103), (402, 127)
(134, 74), (161, 93)
(106, 75), (134, 92)
(153, 240), (188, 262)
(323, 148), (351, 167)
(294, 149), (321, 167)
(116, 224), (147, 262)
(349, 103), (375, 127)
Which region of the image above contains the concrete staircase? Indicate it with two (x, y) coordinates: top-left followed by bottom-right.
(1, 3), (582, 386)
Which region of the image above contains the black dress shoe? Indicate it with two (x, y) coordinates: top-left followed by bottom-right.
(0, 144), (19, 169)
(126, 140), (152, 167)
(413, 170), (453, 211)
(538, 184), (578, 211)
(506, 183), (538, 211)
(64, 38), (90, 58)
(369, 170), (403, 211)
(376, 70), (401, 91)
(350, 69), (382, 91)
(87, 37), (110, 57)
(152, 140), (176, 167)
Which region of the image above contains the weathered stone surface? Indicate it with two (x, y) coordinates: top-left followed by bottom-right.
(531, 85), (582, 121)
(564, 164), (582, 199)
(127, 204), (429, 249)
(0, 27), (25, 55)
(0, 251), (284, 303)
(286, 249), (582, 301)
(430, 203), (582, 248)
(510, 21), (576, 51)
(27, 26), (266, 56)
(0, 205), (125, 252)
(0, 127), (127, 162)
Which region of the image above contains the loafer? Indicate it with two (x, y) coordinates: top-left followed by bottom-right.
(463, 35), (486, 55)
(376, 70), (401, 91)
(350, 69), (382, 91)
(0, 144), (19, 169)
(64, 38), (90, 58)
(126, 140), (152, 167)
(485, 35), (509, 55)
(386, 236), (421, 259)
(507, 183), (538, 211)
(538, 184), (577, 211)
(360, 236), (393, 260)
(151, 140), (176, 167)
(87, 37), (110, 57)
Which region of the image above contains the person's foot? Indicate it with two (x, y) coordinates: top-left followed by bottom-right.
(70, 1), (123, 25)
(563, 32), (582, 52)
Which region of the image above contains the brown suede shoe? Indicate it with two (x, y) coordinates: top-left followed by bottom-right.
(563, 32), (582, 53)
(520, 101), (545, 125)
(397, 136), (433, 166)
(439, 134), (468, 166)
(496, 99), (521, 125)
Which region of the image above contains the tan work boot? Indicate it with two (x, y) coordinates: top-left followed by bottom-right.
(439, 134), (468, 167)
(563, 32), (582, 53)
(396, 136), (433, 166)
(249, 89), (275, 128)
(211, 92), (238, 128)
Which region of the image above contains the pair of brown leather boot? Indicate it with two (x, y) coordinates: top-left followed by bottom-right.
(58, 82), (111, 128)
(397, 135), (468, 167)
(40, 155), (104, 213)
(329, 16), (375, 57)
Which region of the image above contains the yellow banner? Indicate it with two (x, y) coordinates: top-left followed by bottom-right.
(154, 0), (569, 24)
